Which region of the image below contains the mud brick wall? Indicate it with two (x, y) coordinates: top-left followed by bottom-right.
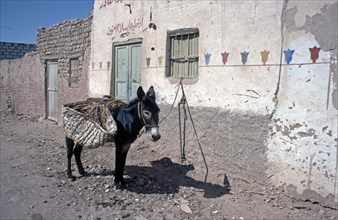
(37, 16), (92, 79)
(37, 15), (92, 123)
(0, 52), (45, 116)
(0, 42), (36, 60)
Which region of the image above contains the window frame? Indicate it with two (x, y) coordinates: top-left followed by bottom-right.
(166, 28), (199, 78)
(69, 57), (80, 87)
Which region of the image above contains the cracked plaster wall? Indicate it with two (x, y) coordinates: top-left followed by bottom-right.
(267, 0), (338, 205)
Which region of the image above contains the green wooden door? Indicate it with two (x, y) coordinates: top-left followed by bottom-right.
(113, 42), (141, 101)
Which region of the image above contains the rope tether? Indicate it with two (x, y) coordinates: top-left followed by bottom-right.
(160, 78), (209, 182)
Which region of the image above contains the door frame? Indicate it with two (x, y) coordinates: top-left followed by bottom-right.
(111, 39), (143, 99)
(45, 60), (58, 121)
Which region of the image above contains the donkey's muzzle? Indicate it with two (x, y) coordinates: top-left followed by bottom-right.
(151, 133), (161, 142)
(149, 127), (161, 142)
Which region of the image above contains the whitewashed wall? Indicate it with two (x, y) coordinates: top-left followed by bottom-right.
(89, 0), (283, 115)
(266, 1), (338, 203)
(89, 0), (337, 203)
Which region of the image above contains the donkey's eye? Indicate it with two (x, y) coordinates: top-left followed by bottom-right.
(143, 110), (151, 118)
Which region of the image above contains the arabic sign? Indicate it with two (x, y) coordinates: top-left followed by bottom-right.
(107, 17), (144, 36)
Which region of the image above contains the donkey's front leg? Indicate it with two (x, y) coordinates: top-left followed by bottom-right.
(114, 142), (131, 190)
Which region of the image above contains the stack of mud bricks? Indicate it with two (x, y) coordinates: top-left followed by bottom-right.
(0, 42), (36, 60)
(36, 16), (92, 78)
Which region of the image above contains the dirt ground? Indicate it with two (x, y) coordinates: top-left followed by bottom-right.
(1, 110), (337, 220)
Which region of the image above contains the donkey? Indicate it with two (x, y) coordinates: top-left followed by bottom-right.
(66, 86), (161, 190)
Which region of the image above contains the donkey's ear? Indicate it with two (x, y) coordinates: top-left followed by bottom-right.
(146, 86), (156, 101)
(137, 86), (146, 100)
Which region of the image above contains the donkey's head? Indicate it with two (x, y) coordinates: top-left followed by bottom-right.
(137, 86), (161, 142)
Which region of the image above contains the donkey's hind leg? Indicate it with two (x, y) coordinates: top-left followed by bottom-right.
(65, 136), (76, 181)
(74, 144), (88, 177)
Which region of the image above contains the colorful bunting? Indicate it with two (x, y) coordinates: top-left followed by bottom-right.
(146, 57), (151, 67)
(241, 51), (249, 65)
(309, 46), (321, 63)
(260, 50), (270, 65)
(283, 49), (295, 64)
(204, 52), (211, 65)
(221, 52), (229, 65)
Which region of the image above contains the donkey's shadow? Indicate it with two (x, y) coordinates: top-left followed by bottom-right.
(118, 157), (231, 198)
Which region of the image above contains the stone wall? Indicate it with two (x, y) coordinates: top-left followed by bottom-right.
(0, 52), (45, 116)
(37, 15), (92, 123)
(0, 42), (36, 60)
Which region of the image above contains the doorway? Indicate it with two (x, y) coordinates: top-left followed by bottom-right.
(46, 61), (58, 121)
(112, 40), (142, 101)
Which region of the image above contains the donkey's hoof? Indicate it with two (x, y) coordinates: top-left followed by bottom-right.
(114, 183), (124, 191)
(114, 185), (123, 191)
(114, 182), (126, 191)
(79, 171), (89, 177)
(68, 176), (76, 182)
